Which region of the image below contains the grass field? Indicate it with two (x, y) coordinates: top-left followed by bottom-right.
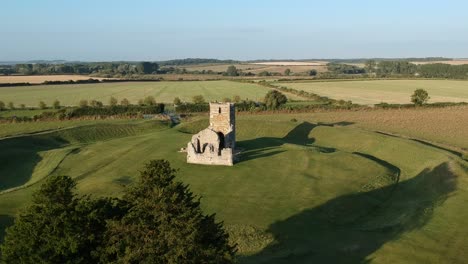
(0, 119), (137, 139)
(0, 80), (287, 107)
(280, 80), (468, 105)
(0, 112), (467, 263)
(241, 106), (468, 150)
(0, 75), (106, 84)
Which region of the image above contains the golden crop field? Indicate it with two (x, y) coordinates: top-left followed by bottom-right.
(180, 62), (326, 74)
(281, 79), (468, 105)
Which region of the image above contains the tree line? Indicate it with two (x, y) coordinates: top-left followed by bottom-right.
(0, 95), (164, 111)
(364, 60), (468, 78)
(323, 61), (468, 79)
(158, 58), (239, 66)
(0, 62), (160, 76)
(2, 59), (467, 79)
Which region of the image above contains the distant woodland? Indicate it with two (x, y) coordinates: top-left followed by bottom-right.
(0, 58), (467, 79)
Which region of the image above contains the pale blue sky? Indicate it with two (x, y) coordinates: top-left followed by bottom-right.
(1, 0), (467, 61)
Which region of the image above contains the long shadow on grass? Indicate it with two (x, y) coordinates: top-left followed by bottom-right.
(241, 162), (457, 264)
(0, 122), (158, 192)
(0, 135), (66, 192)
(0, 215), (14, 244)
(238, 122), (353, 162)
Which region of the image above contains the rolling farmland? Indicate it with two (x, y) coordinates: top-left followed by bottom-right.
(0, 75), (107, 84)
(0, 114), (467, 263)
(180, 62), (327, 74)
(280, 80), (468, 105)
(0, 80), (279, 106)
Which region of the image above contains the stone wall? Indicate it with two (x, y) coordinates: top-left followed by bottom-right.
(186, 102), (235, 166)
(209, 102), (236, 149)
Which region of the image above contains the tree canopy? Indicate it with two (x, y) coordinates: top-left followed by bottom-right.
(173, 97), (182, 105)
(327, 63), (365, 74)
(136, 62), (159, 74)
(0, 160), (235, 264)
(109, 96), (118, 106)
(143, 96), (156, 106)
(411, 89), (430, 106)
(192, 95), (206, 104)
(102, 160), (236, 263)
(0, 176), (123, 263)
(264, 90), (287, 109)
(53, 99), (61, 109)
(225, 65), (239, 76)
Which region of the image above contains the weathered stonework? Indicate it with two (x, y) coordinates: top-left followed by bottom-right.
(187, 102), (236, 166)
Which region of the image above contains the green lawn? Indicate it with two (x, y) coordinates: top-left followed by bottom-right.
(280, 80), (468, 105)
(0, 116), (467, 263)
(0, 81), (273, 107)
(0, 119), (139, 139)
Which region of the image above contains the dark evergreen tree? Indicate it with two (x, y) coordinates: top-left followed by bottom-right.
(102, 160), (236, 264)
(0, 176), (123, 264)
(136, 62), (159, 74)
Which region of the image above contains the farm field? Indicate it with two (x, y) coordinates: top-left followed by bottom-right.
(0, 112), (467, 263)
(280, 80), (468, 105)
(180, 62), (327, 75)
(180, 63), (267, 72)
(0, 119), (134, 139)
(346, 60), (468, 68)
(0, 75), (106, 84)
(241, 106), (468, 150)
(411, 59), (468, 65)
(250, 61), (326, 66)
(0, 80), (301, 107)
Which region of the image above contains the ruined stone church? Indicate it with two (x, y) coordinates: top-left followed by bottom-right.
(187, 102), (235, 166)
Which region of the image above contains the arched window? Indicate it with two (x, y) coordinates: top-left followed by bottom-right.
(218, 107), (221, 113)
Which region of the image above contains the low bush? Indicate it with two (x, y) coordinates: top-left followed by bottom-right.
(42, 79), (101, 85)
(0, 82), (31, 87)
(175, 103), (210, 113)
